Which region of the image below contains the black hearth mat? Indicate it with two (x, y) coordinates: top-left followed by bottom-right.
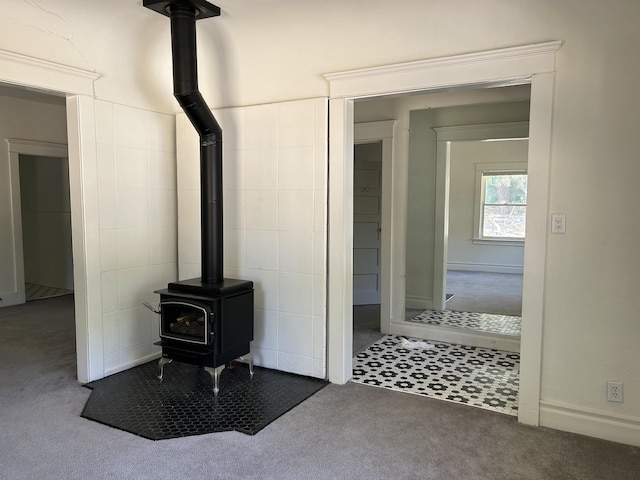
(81, 360), (328, 440)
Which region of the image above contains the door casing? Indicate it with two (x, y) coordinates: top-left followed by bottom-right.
(0, 49), (100, 383)
(326, 41), (560, 427)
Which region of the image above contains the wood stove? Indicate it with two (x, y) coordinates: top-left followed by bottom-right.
(143, 0), (254, 395)
(154, 278), (254, 395)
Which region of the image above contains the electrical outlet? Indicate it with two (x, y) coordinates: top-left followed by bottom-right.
(607, 381), (623, 403)
(551, 213), (566, 234)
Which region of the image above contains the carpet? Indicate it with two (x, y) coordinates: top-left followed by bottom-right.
(82, 360), (328, 440)
(352, 334), (520, 416)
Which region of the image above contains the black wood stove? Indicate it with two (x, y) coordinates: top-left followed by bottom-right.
(144, 0), (254, 395)
(154, 278), (254, 395)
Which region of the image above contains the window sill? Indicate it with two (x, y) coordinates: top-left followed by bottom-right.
(472, 238), (525, 246)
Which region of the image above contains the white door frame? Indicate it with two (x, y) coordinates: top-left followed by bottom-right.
(325, 41), (560, 426)
(354, 121), (395, 333)
(6, 139), (69, 305)
(0, 49), (101, 383)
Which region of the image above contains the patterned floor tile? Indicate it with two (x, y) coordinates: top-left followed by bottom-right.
(25, 283), (73, 302)
(352, 335), (519, 416)
(408, 309), (521, 336)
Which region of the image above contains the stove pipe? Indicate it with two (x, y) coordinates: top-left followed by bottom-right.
(145, 0), (223, 284)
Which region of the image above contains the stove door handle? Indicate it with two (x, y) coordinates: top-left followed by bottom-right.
(143, 302), (160, 315)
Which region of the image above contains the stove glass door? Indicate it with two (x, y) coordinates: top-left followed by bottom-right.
(160, 300), (210, 345)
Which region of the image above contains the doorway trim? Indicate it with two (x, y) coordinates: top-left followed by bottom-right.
(325, 41), (561, 426)
(0, 49), (100, 383)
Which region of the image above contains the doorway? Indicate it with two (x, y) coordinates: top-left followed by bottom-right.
(351, 121), (395, 356)
(352, 95), (529, 415)
(327, 41), (560, 426)
(406, 121), (530, 350)
(0, 50), (100, 383)
(12, 147), (74, 303)
(440, 138), (527, 338)
(353, 141), (383, 307)
(352, 141), (385, 355)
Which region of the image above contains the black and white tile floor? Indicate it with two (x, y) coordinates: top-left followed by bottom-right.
(25, 283), (73, 302)
(408, 309), (521, 336)
(352, 335), (520, 416)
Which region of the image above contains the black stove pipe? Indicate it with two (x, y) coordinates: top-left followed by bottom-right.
(168, 3), (223, 284)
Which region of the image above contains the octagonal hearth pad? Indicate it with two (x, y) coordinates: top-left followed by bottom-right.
(82, 360), (328, 440)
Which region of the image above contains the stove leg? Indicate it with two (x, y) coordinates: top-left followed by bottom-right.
(158, 357), (173, 381)
(237, 353), (254, 378)
(204, 365), (225, 396)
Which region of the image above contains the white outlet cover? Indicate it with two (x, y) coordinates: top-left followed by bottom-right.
(551, 213), (566, 234)
(607, 381), (623, 402)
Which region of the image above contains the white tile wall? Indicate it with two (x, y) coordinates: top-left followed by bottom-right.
(245, 148), (278, 190)
(245, 190), (278, 230)
(95, 100), (177, 375)
(177, 98), (328, 378)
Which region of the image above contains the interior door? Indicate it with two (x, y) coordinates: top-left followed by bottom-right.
(353, 142), (382, 305)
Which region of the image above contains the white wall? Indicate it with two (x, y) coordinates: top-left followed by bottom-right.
(0, 96), (68, 306)
(19, 154), (74, 289)
(0, 0), (177, 114)
(448, 139), (528, 273)
(177, 98), (328, 378)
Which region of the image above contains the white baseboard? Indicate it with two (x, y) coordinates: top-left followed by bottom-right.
(0, 290), (25, 307)
(448, 262), (524, 274)
(540, 400), (640, 447)
(405, 296), (432, 310)
(390, 320), (520, 353)
(103, 351), (162, 378)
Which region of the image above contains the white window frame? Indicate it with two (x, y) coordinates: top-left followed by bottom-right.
(473, 162), (528, 245)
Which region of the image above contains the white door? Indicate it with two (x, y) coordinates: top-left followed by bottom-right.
(353, 142), (382, 305)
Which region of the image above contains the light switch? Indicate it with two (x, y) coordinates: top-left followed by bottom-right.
(551, 213), (566, 234)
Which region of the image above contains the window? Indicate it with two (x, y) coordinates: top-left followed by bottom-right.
(474, 164), (527, 242)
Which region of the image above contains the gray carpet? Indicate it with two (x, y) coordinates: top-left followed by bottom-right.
(1, 296), (639, 479)
(446, 271), (523, 316)
(353, 304), (385, 354)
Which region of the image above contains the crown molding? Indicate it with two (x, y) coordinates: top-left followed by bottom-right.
(325, 41), (562, 99)
(0, 49), (100, 97)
